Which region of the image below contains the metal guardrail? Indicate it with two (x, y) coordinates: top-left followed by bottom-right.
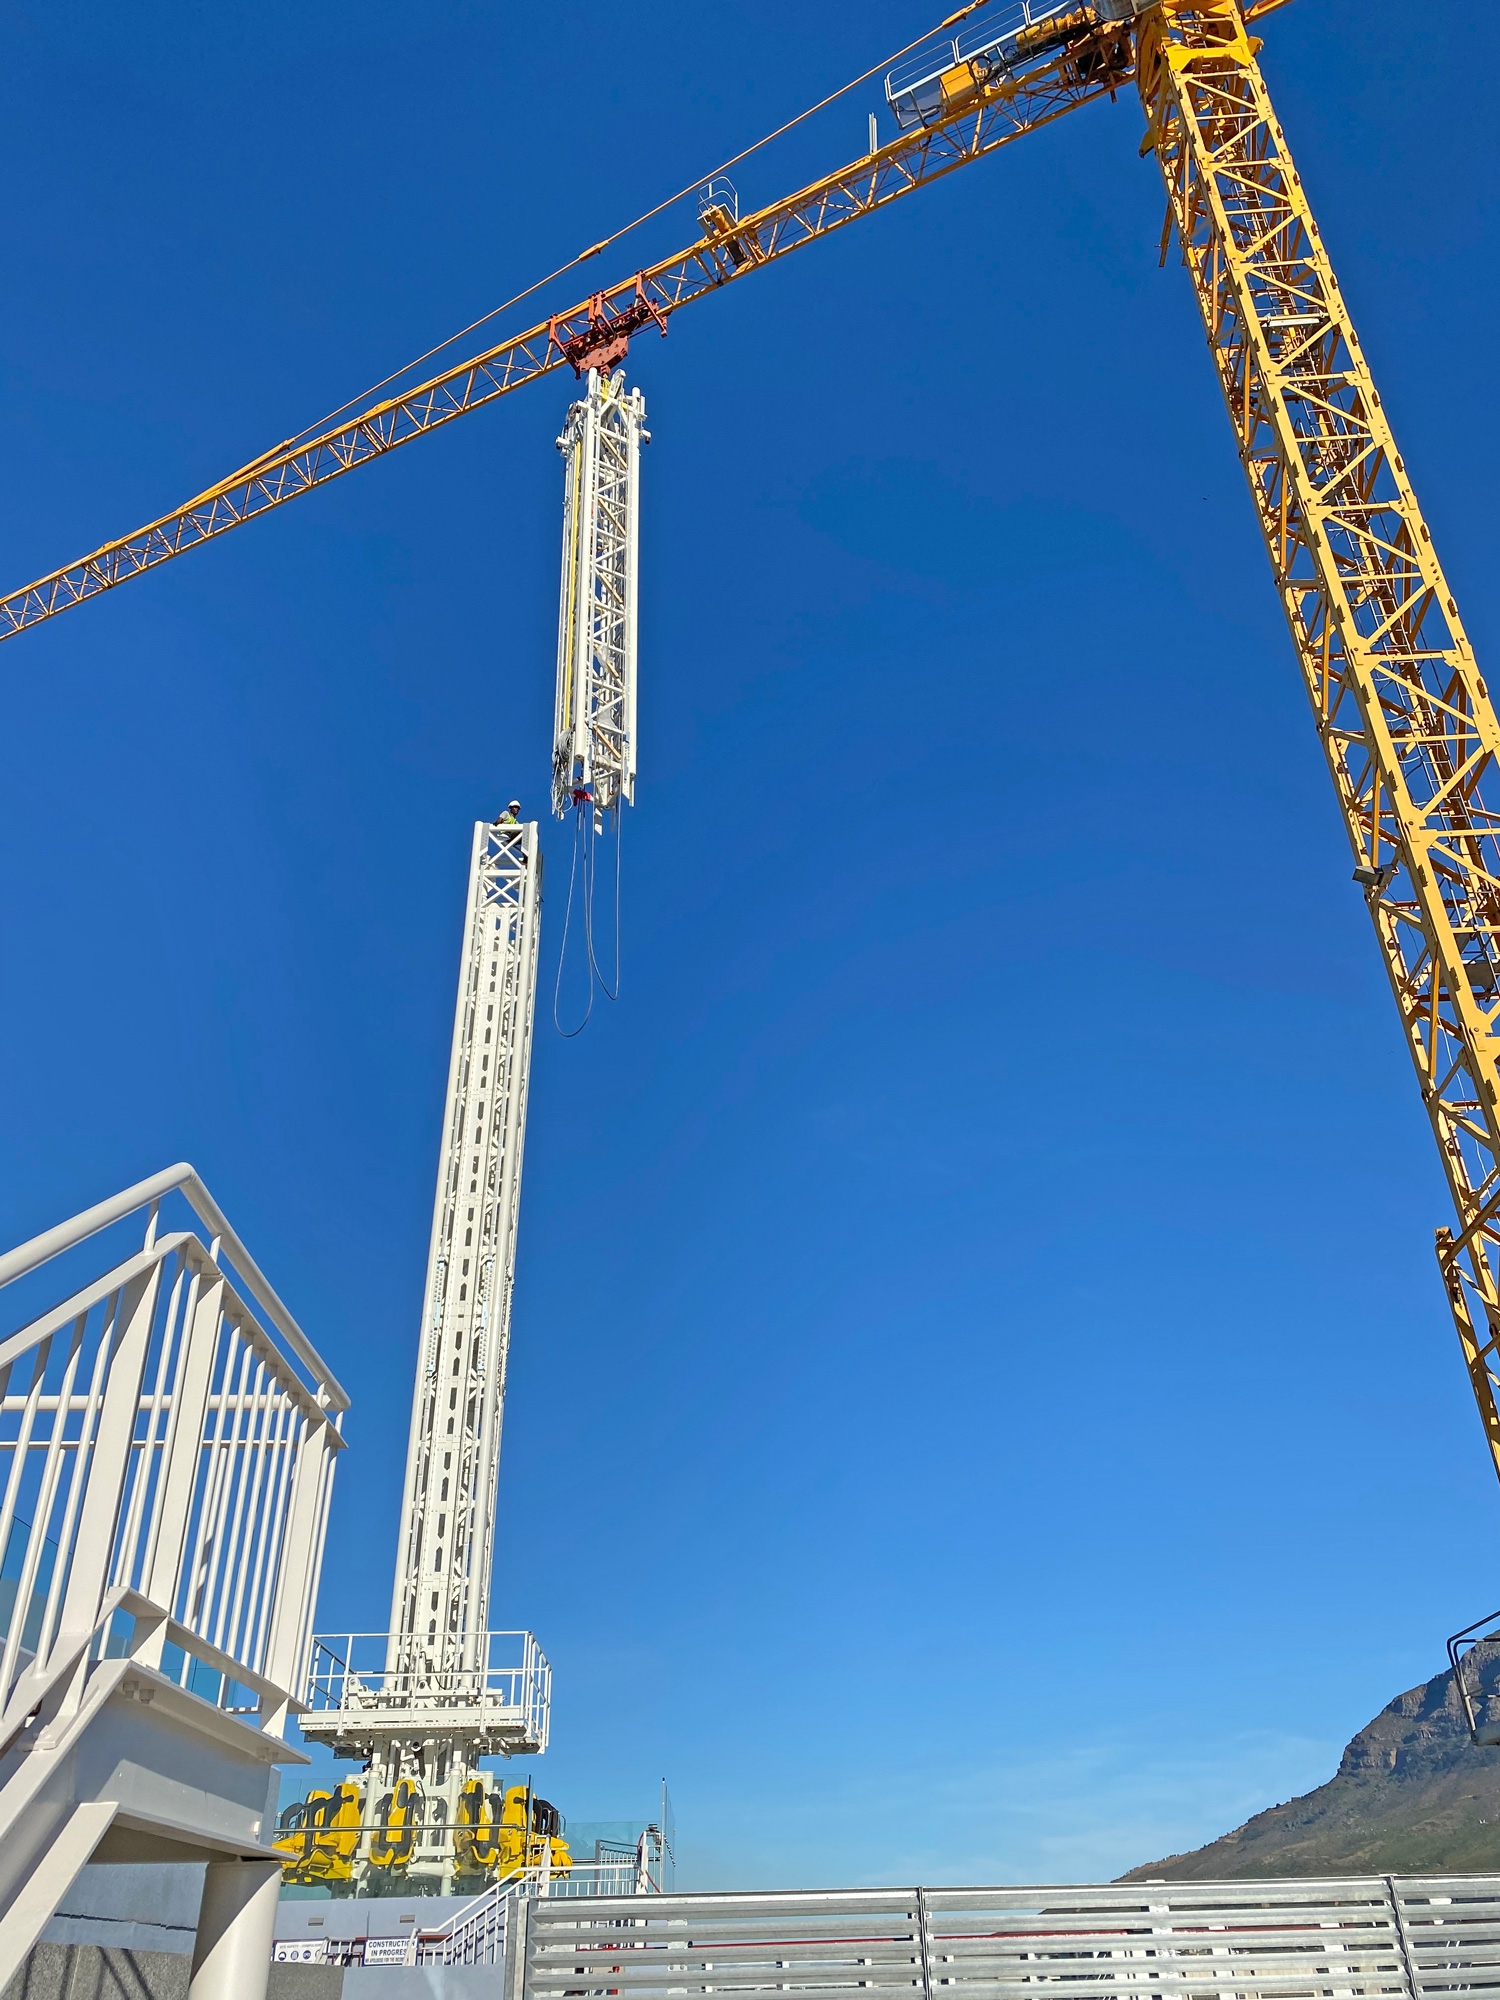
(434, 1865), (643, 1967)
(0, 1163), (349, 1414)
(302, 1628), (550, 1750)
(0, 1167), (345, 1736)
(884, 1), (1087, 128)
(512, 1875), (1500, 2000)
(271, 1864), (652, 1971)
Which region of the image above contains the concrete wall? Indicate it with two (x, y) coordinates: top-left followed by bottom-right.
(4, 1867), (502, 2000)
(2, 1944), (190, 2000)
(37, 1867), (204, 1957)
(0, 1951), (382, 2000)
(270, 1972), (346, 2000)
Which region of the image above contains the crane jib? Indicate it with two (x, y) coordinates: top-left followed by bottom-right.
(0, 22), (1130, 641)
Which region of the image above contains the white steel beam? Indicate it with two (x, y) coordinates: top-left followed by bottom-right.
(553, 370), (647, 824)
(387, 819), (541, 1668)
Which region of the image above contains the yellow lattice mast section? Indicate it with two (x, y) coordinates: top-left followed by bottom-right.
(1136, 1), (1500, 1486)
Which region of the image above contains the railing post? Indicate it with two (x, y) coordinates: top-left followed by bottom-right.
(128, 1602), (171, 1673)
(53, 1267), (160, 1651)
(143, 1270), (223, 1614)
(263, 1414), (334, 1695)
(503, 1893), (531, 2000)
(916, 1888), (933, 2000)
(1386, 1876), (1421, 2000)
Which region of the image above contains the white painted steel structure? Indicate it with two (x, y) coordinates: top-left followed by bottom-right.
(301, 818), (549, 1881)
(302, 1629), (549, 1756)
(553, 369), (647, 824)
(0, 1165), (345, 2000)
(510, 1874), (1500, 2000)
(389, 818), (541, 1671)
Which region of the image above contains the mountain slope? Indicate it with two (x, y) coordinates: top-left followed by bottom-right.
(1120, 1651), (1500, 1881)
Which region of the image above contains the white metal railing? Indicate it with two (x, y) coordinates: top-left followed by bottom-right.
(304, 1629), (549, 1747)
(419, 1887), (511, 1968)
(523, 1859), (642, 1902)
(696, 177), (740, 223)
(884, 1), (1086, 128)
(272, 1867), (644, 1972)
(417, 1861), (647, 1967)
(0, 1166), (346, 1746)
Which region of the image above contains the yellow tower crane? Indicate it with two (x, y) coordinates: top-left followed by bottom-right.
(6, 0), (1498, 1698)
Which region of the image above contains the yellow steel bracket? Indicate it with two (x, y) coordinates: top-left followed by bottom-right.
(1136, 1), (1260, 155)
(1160, 30), (1261, 71)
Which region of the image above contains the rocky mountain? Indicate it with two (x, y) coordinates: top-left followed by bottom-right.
(1120, 1647), (1500, 1880)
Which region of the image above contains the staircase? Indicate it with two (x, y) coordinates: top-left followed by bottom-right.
(0, 1165), (347, 2000)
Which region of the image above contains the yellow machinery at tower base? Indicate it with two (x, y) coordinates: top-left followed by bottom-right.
(274, 1781), (572, 1896)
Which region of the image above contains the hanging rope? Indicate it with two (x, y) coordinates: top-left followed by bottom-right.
(552, 801), (594, 1039)
(250, 1), (996, 471)
(586, 806), (622, 1004)
(551, 795), (625, 1036)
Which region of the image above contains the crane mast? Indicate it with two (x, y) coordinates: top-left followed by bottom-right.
(1135, 0), (1500, 1474)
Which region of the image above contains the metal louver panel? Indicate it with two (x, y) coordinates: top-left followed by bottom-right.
(519, 1875), (1500, 2000)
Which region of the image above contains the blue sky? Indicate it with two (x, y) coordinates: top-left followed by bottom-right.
(1, 0), (1497, 1889)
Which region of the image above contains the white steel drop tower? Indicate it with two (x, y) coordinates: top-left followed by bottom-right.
(391, 816), (540, 1673)
(300, 817), (553, 1890)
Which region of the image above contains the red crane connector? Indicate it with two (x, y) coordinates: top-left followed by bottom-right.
(549, 277), (668, 377)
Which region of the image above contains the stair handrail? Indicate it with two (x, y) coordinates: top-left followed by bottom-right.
(0, 1164), (348, 1413)
(0, 1175), (346, 1721)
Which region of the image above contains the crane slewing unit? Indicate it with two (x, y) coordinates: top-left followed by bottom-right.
(300, 817), (552, 1889)
(554, 369), (647, 824)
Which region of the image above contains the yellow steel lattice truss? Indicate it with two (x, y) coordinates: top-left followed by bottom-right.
(0, 28), (1134, 638)
(1138, 0), (1500, 1472)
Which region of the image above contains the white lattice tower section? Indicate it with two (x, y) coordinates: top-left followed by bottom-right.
(389, 819), (540, 1671)
(553, 368), (647, 822)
